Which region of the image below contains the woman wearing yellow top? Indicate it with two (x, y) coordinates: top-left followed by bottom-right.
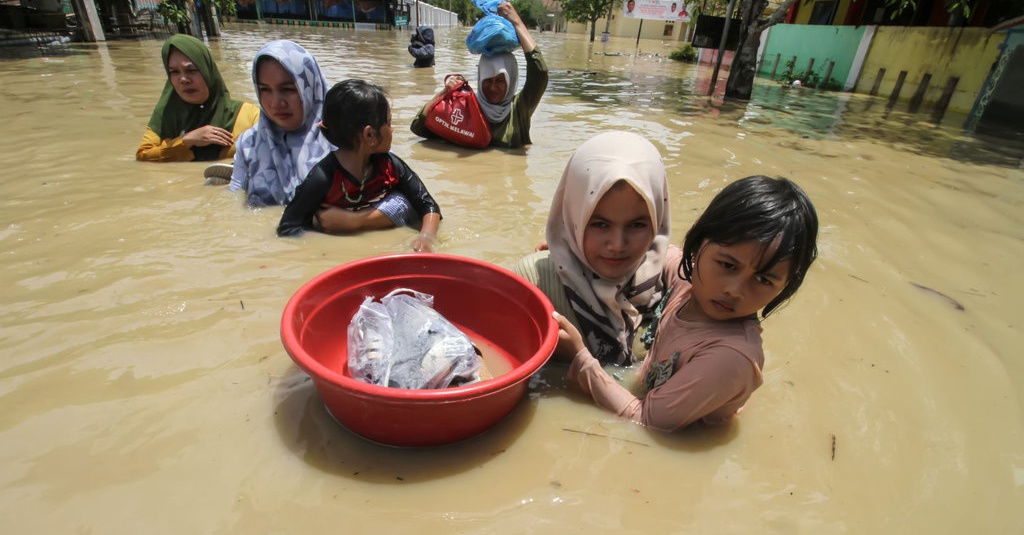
(136, 34), (259, 162)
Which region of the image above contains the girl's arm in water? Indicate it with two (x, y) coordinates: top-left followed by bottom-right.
(278, 167), (332, 237)
(553, 312), (761, 432)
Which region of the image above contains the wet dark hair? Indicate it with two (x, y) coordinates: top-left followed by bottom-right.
(253, 55), (283, 78)
(681, 175), (818, 317)
(319, 79), (390, 151)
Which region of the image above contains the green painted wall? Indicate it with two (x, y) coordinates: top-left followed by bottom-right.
(854, 26), (1003, 113)
(757, 24), (867, 88)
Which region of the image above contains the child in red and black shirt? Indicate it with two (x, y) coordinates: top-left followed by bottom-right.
(277, 79), (441, 253)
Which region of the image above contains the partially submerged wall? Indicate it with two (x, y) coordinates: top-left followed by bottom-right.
(854, 26), (1002, 114)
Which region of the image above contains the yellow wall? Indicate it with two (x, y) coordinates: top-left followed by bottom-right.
(792, 0), (814, 24)
(565, 15), (689, 40)
(855, 26), (1003, 113)
(792, 0), (856, 25)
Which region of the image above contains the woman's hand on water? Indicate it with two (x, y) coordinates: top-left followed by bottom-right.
(552, 311), (585, 362)
(182, 125), (234, 147)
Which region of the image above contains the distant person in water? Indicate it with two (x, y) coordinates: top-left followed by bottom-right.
(410, 2), (548, 149)
(137, 34), (259, 162)
(408, 26), (435, 68)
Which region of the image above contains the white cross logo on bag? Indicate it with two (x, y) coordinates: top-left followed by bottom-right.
(450, 108), (465, 126)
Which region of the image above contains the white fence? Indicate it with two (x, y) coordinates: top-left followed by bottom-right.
(407, 1), (459, 28)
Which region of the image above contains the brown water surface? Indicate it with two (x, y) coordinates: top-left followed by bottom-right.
(1, 25), (1023, 534)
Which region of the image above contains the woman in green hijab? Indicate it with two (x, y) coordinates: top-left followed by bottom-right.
(137, 34), (259, 162)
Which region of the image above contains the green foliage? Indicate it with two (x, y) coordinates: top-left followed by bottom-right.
(512, 0), (546, 27)
(698, 0), (732, 17)
(669, 43), (697, 62)
(884, 0), (973, 23)
(557, 0), (614, 25)
(213, 0), (237, 20)
(156, 0), (190, 29)
(419, 0), (476, 24)
(453, 0), (477, 24)
(776, 59), (842, 91)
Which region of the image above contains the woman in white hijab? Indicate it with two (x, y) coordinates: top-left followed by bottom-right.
(513, 131), (674, 365)
(410, 1), (548, 148)
(476, 52), (518, 126)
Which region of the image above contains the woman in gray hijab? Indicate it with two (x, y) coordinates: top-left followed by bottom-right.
(410, 2), (548, 148)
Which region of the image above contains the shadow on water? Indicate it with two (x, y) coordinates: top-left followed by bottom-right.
(737, 82), (1024, 168)
(0, 41), (87, 60)
(272, 365), (537, 483)
(549, 66), (1023, 169)
(548, 67), (723, 118)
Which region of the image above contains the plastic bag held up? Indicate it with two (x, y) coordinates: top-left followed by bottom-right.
(465, 0), (519, 56)
(473, 0), (502, 11)
(347, 289), (481, 390)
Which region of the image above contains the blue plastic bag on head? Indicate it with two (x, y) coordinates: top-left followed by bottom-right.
(466, 14), (520, 56)
(473, 0), (502, 13)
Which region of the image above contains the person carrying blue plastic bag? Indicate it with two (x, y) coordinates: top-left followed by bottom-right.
(410, 1), (548, 149)
(465, 0), (519, 56)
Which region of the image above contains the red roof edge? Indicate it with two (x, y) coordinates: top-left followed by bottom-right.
(990, 14), (1024, 31)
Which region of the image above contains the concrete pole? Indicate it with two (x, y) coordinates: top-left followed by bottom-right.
(204, 3), (221, 37)
(707, 0), (736, 96)
(190, 0), (203, 37)
(69, 0), (106, 42)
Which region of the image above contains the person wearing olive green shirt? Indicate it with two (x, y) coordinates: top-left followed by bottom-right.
(410, 2), (548, 149)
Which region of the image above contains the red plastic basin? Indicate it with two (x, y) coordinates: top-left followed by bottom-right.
(280, 253), (558, 447)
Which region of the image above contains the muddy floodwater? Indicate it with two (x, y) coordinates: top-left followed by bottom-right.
(1, 24), (1023, 534)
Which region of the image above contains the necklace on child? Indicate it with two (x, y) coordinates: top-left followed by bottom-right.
(343, 162), (375, 204)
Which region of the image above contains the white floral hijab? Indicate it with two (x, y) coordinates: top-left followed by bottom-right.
(230, 40), (334, 206)
(546, 131), (671, 365)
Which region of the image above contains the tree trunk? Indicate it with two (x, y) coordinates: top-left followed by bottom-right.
(202, 2), (219, 37)
(724, 31), (762, 99)
(723, 0), (786, 100)
(589, 18), (596, 41)
(946, 1), (967, 26)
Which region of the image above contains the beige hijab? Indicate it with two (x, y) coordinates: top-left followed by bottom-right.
(546, 131), (671, 365)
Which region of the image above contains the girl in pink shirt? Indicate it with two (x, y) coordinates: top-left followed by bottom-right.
(554, 175), (819, 431)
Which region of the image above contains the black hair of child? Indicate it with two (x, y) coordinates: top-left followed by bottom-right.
(320, 79), (390, 151)
(680, 175), (819, 317)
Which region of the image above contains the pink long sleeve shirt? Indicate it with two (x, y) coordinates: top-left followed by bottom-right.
(567, 265), (765, 432)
